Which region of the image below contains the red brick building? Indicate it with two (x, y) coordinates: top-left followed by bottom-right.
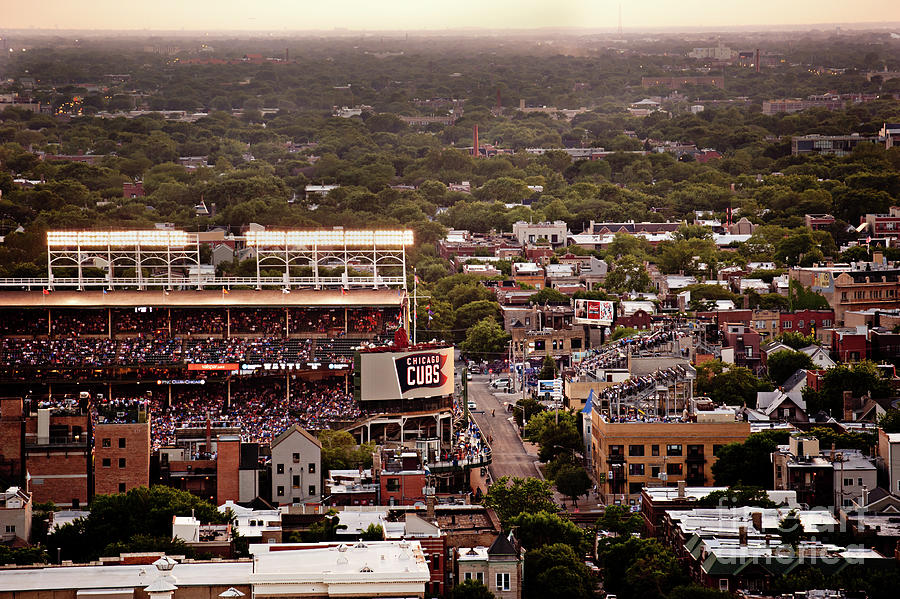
(831, 328), (869, 363)
(93, 421), (150, 496)
(779, 309), (835, 337)
(216, 435), (242, 504)
(23, 401), (91, 508)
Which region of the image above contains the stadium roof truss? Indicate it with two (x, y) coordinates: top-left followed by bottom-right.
(245, 229), (412, 290)
(7, 229), (414, 291)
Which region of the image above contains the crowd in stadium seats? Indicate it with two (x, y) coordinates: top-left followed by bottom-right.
(1, 337), (345, 366)
(0, 307), (397, 338)
(147, 377), (362, 448)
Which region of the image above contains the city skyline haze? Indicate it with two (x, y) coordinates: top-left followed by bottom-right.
(2, 0), (900, 32)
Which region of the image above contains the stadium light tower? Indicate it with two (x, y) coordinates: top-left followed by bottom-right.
(46, 230), (201, 290)
(244, 229), (414, 290)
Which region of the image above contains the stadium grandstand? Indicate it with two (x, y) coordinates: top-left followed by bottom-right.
(0, 229), (461, 450)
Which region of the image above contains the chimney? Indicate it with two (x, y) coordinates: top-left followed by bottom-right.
(765, 534), (772, 547)
(677, 480), (686, 499)
(739, 525), (748, 546)
(751, 512), (763, 532)
(426, 495), (435, 520)
(755, 49), (760, 73)
(843, 390), (856, 421)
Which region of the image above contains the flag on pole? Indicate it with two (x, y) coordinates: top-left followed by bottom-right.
(341, 287), (347, 296)
(222, 288), (230, 295)
(102, 288), (108, 295)
(282, 288), (291, 294)
(42, 289), (50, 295)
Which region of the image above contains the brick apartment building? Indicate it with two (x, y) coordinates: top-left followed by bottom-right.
(591, 407), (750, 505)
(22, 400), (92, 508)
(779, 309), (835, 337)
(93, 420), (150, 496)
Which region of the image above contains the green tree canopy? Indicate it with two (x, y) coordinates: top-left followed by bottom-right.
(482, 476), (557, 528)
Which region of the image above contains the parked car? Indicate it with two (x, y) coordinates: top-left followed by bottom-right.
(490, 378), (511, 389)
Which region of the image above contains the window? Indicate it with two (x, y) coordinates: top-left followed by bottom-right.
(118, 458), (126, 468)
(292, 452), (300, 463)
(496, 572), (511, 591)
(651, 445), (660, 457)
(386, 478), (400, 492)
(667, 463), (683, 475)
(783, 321), (792, 329)
(292, 475), (300, 489)
(823, 320), (831, 327)
(101, 438), (111, 448)
(477, 572), (484, 583)
(118, 438), (126, 449)
(609, 445), (624, 457)
(629, 444), (645, 457)
(102, 458), (111, 468)
(5, 525), (15, 533)
(309, 463), (316, 474)
(118, 482), (126, 493)
(277, 486), (284, 497)
(666, 444), (682, 457)
(651, 466), (661, 478)
(858, 478), (864, 487)
(798, 320), (805, 328)
(687, 444), (704, 457)
(277, 463), (284, 474)
(629, 463), (645, 476)
(464, 572), (472, 582)
(309, 485), (316, 496)
(719, 579), (729, 591)
(745, 347), (752, 358)
(629, 482), (643, 494)
(571, 338), (582, 350)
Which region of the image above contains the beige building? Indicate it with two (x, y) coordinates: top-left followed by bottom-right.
(456, 535), (523, 599)
(270, 425), (322, 506)
(591, 409), (751, 505)
(0, 487), (31, 545)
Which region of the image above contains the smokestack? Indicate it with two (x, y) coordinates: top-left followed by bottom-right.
(473, 125), (479, 158)
(751, 512), (763, 532)
(739, 525), (748, 546)
(755, 49), (760, 73)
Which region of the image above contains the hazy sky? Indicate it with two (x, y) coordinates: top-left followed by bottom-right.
(3, 0), (900, 31)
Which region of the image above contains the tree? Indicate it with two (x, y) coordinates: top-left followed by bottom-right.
(47, 486), (230, 562)
(360, 523), (384, 540)
(538, 354), (557, 380)
(508, 510), (586, 552)
(605, 255), (651, 293)
(779, 509), (805, 548)
(696, 362), (772, 407)
(317, 430), (375, 471)
(698, 485), (777, 508)
(711, 430), (790, 487)
(598, 537), (686, 599)
(554, 465), (592, 506)
(767, 350), (815, 386)
(880, 410), (900, 434)
(808, 361), (893, 415)
(482, 476), (557, 527)
(513, 397), (545, 427)
(596, 504), (644, 537)
(452, 580), (495, 599)
(528, 287), (570, 305)
(524, 543), (594, 599)
(460, 317), (510, 360)
(775, 331), (819, 349)
(0, 545), (48, 565)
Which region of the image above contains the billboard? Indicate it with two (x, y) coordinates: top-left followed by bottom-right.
(357, 346), (455, 401)
(574, 299), (615, 325)
(537, 379), (563, 400)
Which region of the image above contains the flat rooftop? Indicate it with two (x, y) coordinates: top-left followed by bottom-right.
(0, 288), (404, 309)
(0, 561), (252, 591)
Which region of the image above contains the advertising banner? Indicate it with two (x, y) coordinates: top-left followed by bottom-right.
(358, 346), (455, 401)
(573, 299), (615, 325)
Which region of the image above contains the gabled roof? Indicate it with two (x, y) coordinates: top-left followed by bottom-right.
(487, 533), (518, 556)
(782, 369), (809, 393)
(272, 424), (321, 449)
(756, 390), (806, 416)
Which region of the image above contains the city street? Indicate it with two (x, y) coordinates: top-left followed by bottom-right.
(466, 375), (543, 481)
